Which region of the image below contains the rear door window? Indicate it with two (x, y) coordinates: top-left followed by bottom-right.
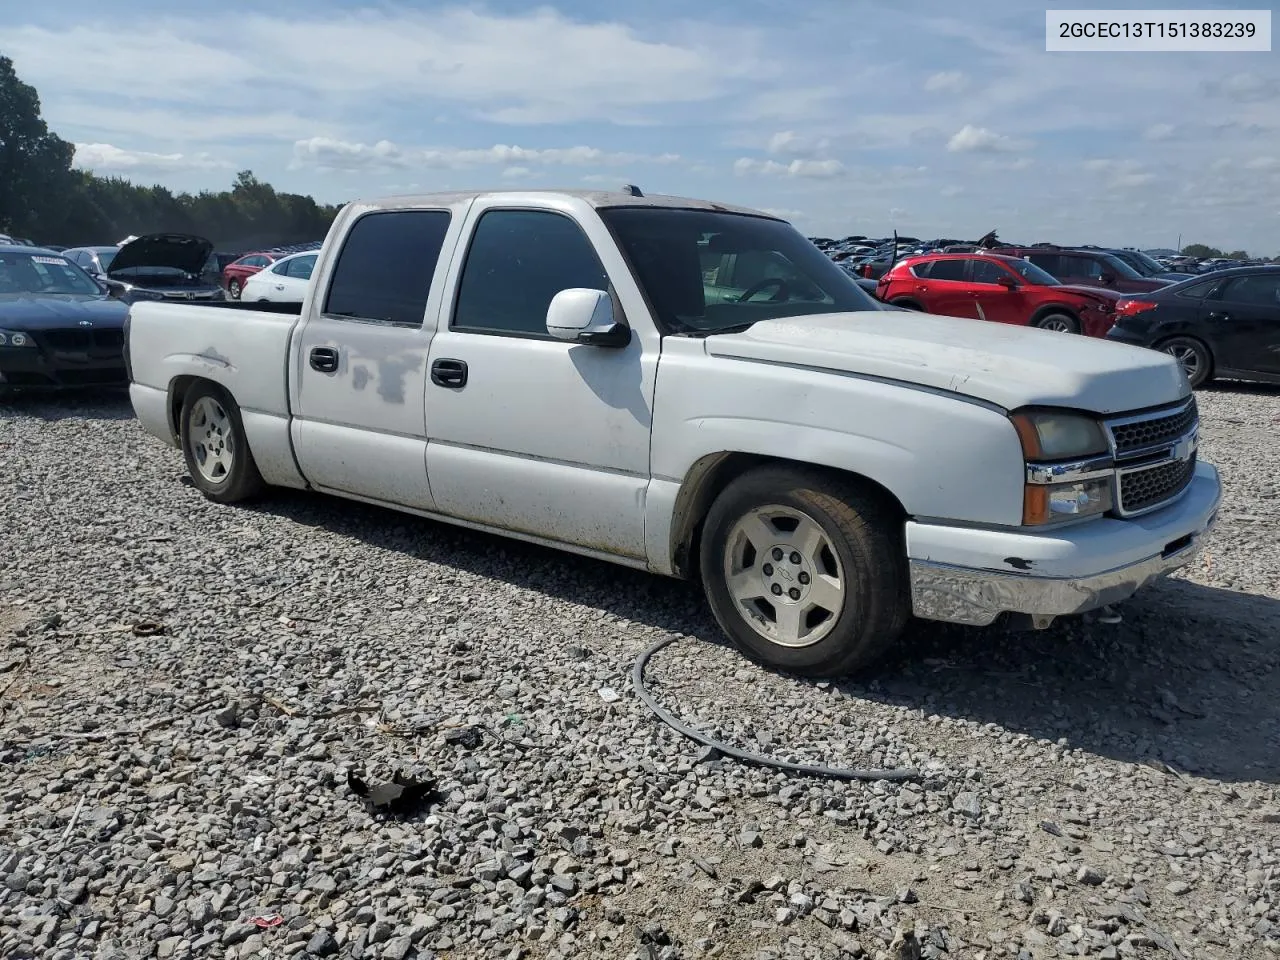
(928, 259), (968, 281)
(1219, 274), (1280, 307)
(323, 210), (452, 326)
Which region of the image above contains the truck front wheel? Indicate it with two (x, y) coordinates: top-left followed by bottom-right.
(699, 466), (909, 678)
(179, 381), (265, 503)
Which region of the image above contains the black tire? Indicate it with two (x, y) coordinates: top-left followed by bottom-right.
(889, 298), (923, 311)
(698, 465), (909, 678)
(1033, 312), (1080, 334)
(1157, 335), (1214, 388)
(178, 381), (265, 503)
(228, 279), (241, 300)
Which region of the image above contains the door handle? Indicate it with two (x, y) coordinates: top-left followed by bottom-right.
(1206, 311), (1231, 321)
(431, 358), (468, 388)
(309, 346), (339, 373)
(275, 284), (285, 290)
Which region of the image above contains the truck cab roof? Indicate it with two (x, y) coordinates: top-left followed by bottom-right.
(350, 188), (777, 219)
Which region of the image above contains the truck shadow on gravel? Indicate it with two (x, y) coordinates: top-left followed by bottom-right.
(247, 489), (1279, 786)
(0, 388), (133, 421)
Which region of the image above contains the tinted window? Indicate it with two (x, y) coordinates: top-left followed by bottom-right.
(323, 210), (452, 326)
(453, 210), (608, 336)
(1175, 278), (1221, 300)
(929, 259), (968, 281)
(287, 255), (317, 280)
(971, 259), (1011, 284)
(1220, 274), (1280, 306)
(1026, 254), (1062, 276)
(1057, 255), (1103, 279)
(908, 261), (932, 279)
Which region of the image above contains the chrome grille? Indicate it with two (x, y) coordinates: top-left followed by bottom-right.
(1104, 397), (1199, 517)
(1109, 397), (1197, 455)
(1120, 455), (1197, 513)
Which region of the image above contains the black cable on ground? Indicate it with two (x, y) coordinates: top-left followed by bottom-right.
(631, 636), (922, 782)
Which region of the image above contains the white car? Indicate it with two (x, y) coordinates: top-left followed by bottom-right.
(123, 187), (1220, 678)
(241, 251), (318, 303)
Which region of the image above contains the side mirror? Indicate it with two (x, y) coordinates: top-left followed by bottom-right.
(1099, 272), (1116, 284)
(998, 276), (1018, 289)
(546, 288), (631, 348)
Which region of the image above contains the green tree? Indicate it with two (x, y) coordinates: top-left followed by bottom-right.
(1, 52), (342, 248)
(1225, 249), (1250, 260)
(1181, 243), (1223, 258)
(0, 55), (78, 237)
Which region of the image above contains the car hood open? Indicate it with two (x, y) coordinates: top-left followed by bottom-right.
(108, 233), (213, 276)
(703, 312), (1188, 415)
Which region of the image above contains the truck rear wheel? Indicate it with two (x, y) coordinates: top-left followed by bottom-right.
(698, 466), (908, 678)
(179, 381), (265, 503)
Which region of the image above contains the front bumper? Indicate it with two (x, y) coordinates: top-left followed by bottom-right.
(908, 461), (1221, 627)
(0, 346), (126, 388)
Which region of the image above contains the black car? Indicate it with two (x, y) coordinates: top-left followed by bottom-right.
(0, 245), (130, 389)
(1106, 265), (1280, 387)
(103, 233), (225, 304)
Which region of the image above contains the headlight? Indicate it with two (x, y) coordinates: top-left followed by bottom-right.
(1024, 477), (1113, 525)
(1012, 409), (1114, 526)
(1011, 410), (1109, 460)
(0, 330), (34, 347)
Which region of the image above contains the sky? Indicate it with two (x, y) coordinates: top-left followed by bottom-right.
(2, 0), (1278, 252)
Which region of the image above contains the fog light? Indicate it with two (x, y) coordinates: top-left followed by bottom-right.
(1024, 477), (1112, 525)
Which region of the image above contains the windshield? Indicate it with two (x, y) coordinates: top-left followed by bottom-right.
(1127, 250), (1167, 275)
(599, 207), (880, 334)
(1005, 258), (1061, 285)
(1100, 253), (1143, 280)
(97, 250), (117, 270)
(0, 252), (102, 296)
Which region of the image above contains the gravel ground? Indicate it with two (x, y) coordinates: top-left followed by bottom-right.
(0, 383), (1277, 960)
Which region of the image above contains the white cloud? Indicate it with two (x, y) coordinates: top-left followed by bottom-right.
(945, 124), (1024, 153)
(924, 71), (968, 93)
(1143, 123), (1176, 142)
(733, 157), (846, 179)
(73, 142), (232, 173)
(765, 131), (831, 157)
(501, 166), (534, 179)
(290, 138), (682, 173)
(1082, 158), (1156, 190)
(1202, 72), (1279, 103)
(940, 185), (965, 197)
(5, 9), (773, 128)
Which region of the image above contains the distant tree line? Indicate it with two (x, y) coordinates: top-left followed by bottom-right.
(0, 55), (341, 251)
(1180, 243), (1254, 260)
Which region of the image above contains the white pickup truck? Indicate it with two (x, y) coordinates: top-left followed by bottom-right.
(125, 188), (1221, 677)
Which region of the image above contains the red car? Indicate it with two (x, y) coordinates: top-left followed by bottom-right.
(875, 253), (1121, 337)
(221, 252), (282, 299)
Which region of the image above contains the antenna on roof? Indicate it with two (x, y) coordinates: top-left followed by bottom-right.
(621, 184), (644, 197)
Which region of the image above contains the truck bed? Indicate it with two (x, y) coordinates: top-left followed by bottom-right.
(125, 300), (302, 422)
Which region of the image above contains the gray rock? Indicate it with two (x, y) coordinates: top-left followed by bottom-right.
(306, 930), (339, 956)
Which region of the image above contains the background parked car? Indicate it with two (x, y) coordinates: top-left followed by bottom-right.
(877, 252), (1120, 336)
(240, 250), (318, 303)
(62, 245), (120, 279)
(991, 245), (1174, 294)
(1106, 265), (1280, 387)
(102, 234), (226, 305)
(1098, 248), (1198, 283)
(0, 244), (130, 389)
(221, 251), (282, 299)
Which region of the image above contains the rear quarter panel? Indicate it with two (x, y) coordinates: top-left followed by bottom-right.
(127, 301), (303, 486)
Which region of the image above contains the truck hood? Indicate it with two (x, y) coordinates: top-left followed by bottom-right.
(108, 233), (213, 276)
(0, 294), (129, 330)
(703, 312), (1188, 415)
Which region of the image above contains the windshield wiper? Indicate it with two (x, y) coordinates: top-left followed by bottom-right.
(686, 320), (759, 338)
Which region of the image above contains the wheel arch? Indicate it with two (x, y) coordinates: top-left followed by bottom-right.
(1029, 302), (1081, 327)
(668, 452), (908, 579)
